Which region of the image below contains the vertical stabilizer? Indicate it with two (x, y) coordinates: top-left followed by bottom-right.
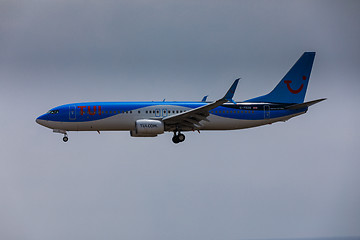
(246, 52), (315, 104)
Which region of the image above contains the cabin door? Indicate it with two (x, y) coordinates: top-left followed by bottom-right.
(69, 105), (76, 120)
(264, 105), (270, 119)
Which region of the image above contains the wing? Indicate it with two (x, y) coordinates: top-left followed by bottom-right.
(163, 79), (239, 131)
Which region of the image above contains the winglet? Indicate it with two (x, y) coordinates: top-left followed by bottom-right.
(223, 78), (240, 103)
(201, 95), (208, 102)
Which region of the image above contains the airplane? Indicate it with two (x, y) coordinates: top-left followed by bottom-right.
(36, 52), (326, 144)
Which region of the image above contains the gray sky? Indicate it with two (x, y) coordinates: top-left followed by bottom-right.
(1, 1), (360, 240)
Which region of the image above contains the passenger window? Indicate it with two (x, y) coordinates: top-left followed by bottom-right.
(130, 111), (132, 114)
(138, 111), (141, 114)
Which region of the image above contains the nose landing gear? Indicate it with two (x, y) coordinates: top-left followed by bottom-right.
(172, 131), (185, 144)
(53, 129), (68, 143)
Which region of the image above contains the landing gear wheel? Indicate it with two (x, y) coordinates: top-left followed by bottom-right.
(63, 136), (68, 142)
(178, 133), (185, 142)
(172, 135), (180, 144)
(172, 131), (185, 144)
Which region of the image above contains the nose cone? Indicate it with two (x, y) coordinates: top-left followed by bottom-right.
(36, 117), (43, 125)
(36, 114), (48, 127)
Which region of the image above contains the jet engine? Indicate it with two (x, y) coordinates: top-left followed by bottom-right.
(130, 119), (164, 137)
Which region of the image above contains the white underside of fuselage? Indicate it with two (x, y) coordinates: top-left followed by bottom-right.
(38, 105), (305, 133)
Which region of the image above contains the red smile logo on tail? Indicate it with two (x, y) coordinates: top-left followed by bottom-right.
(284, 76), (306, 94)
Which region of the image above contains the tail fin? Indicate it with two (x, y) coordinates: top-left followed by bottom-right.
(246, 52), (315, 104)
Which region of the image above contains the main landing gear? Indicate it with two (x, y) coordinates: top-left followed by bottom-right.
(172, 131), (185, 144)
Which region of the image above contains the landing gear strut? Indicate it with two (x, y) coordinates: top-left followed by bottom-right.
(172, 131), (185, 144)
(53, 129), (68, 142)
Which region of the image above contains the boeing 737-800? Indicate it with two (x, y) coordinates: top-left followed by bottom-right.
(36, 52), (325, 143)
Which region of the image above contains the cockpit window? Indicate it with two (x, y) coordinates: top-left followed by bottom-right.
(47, 110), (59, 114)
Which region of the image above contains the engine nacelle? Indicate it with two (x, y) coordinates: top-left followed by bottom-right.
(130, 119), (164, 137)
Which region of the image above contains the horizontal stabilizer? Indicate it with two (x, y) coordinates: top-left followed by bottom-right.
(285, 98), (326, 110)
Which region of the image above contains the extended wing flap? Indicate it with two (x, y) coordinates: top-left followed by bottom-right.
(182, 120), (199, 128)
(185, 117), (204, 125)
